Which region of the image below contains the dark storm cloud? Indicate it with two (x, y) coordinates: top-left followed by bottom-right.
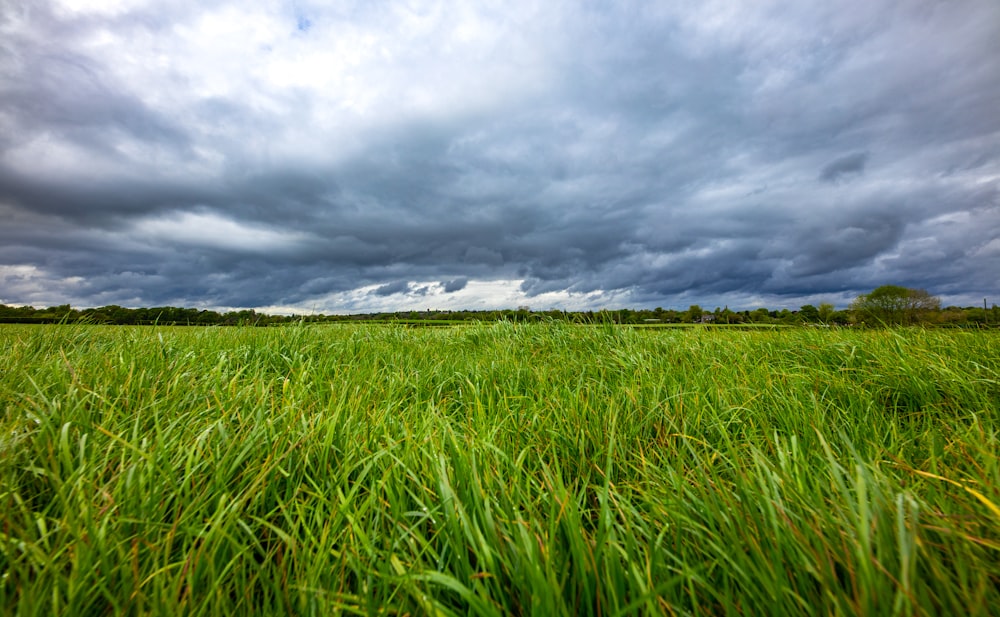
(820, 152), (869, 183)
(372, 281), (412, 297)
(1, 1), (998, 311)
(442, 278), (468, 293)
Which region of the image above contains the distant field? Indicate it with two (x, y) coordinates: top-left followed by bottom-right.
(1, 323), (998, 615)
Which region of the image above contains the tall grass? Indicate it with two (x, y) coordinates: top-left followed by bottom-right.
(1, 322), (998, 615)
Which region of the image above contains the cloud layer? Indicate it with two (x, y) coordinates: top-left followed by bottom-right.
(2, 0), (998, 312)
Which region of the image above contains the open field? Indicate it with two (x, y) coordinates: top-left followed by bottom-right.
(1, 323), (998, 615)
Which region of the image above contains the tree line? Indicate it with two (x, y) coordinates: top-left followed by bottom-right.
(0, 286), (995, 327)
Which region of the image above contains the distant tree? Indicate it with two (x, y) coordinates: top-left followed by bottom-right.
(685, 305), (703, 323)
(36, 304), (78, 322)
(718, 306), (737, 324)
(776, 309), (795, 324)
(749, 308), (771, 323)
(667, 309), (682, 323)
(100, 305), (135, 324)
(798, 305), (820, 323)
(850, 286), (940, 325)
(963, 308), (988, 325)
(818, 303), (836, 323)
(828, 310), (852, 325)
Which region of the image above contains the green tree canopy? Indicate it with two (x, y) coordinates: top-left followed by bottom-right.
(850, 285), (940, 325)
(798, 304), (820, 322)
(818, 303), (835, 323)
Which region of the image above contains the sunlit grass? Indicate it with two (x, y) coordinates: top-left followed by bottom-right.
(1, 323), (998, 615)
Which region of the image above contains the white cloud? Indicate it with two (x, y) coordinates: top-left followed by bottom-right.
(133, 212), (315, 253)
(1, 0), (998, 311)
(258, 278), (636, 315)
(0, 265), (85, 306)
(53, 0), (151, 17)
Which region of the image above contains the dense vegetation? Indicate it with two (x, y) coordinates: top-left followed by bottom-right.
(1, 323), (998, 615)
(1, 295), (997, 327)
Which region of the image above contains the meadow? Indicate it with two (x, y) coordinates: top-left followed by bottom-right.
(1, 322), (998, 615)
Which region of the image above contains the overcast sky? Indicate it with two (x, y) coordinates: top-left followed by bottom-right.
(1, 0), (998, 313)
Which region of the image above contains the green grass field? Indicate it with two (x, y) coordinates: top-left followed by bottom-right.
(1, 323), (998, 615)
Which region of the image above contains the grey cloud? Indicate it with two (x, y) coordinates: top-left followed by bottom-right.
(787, 222), (903, 278)
(372, 281), (412, 297)
(1, 1), (998, 311)
(820, 152), (869, 183)
(442, 278), (468, 293)
(0, 18), (191, 157)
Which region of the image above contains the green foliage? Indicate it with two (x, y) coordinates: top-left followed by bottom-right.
(818, 302), (836, 323)
(799, 304), (820, 322)
(851, 285), (942, 325)
(749, 307), (772, 323)
(3, 296), (997, 327)
(1, 324), (998, 614)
